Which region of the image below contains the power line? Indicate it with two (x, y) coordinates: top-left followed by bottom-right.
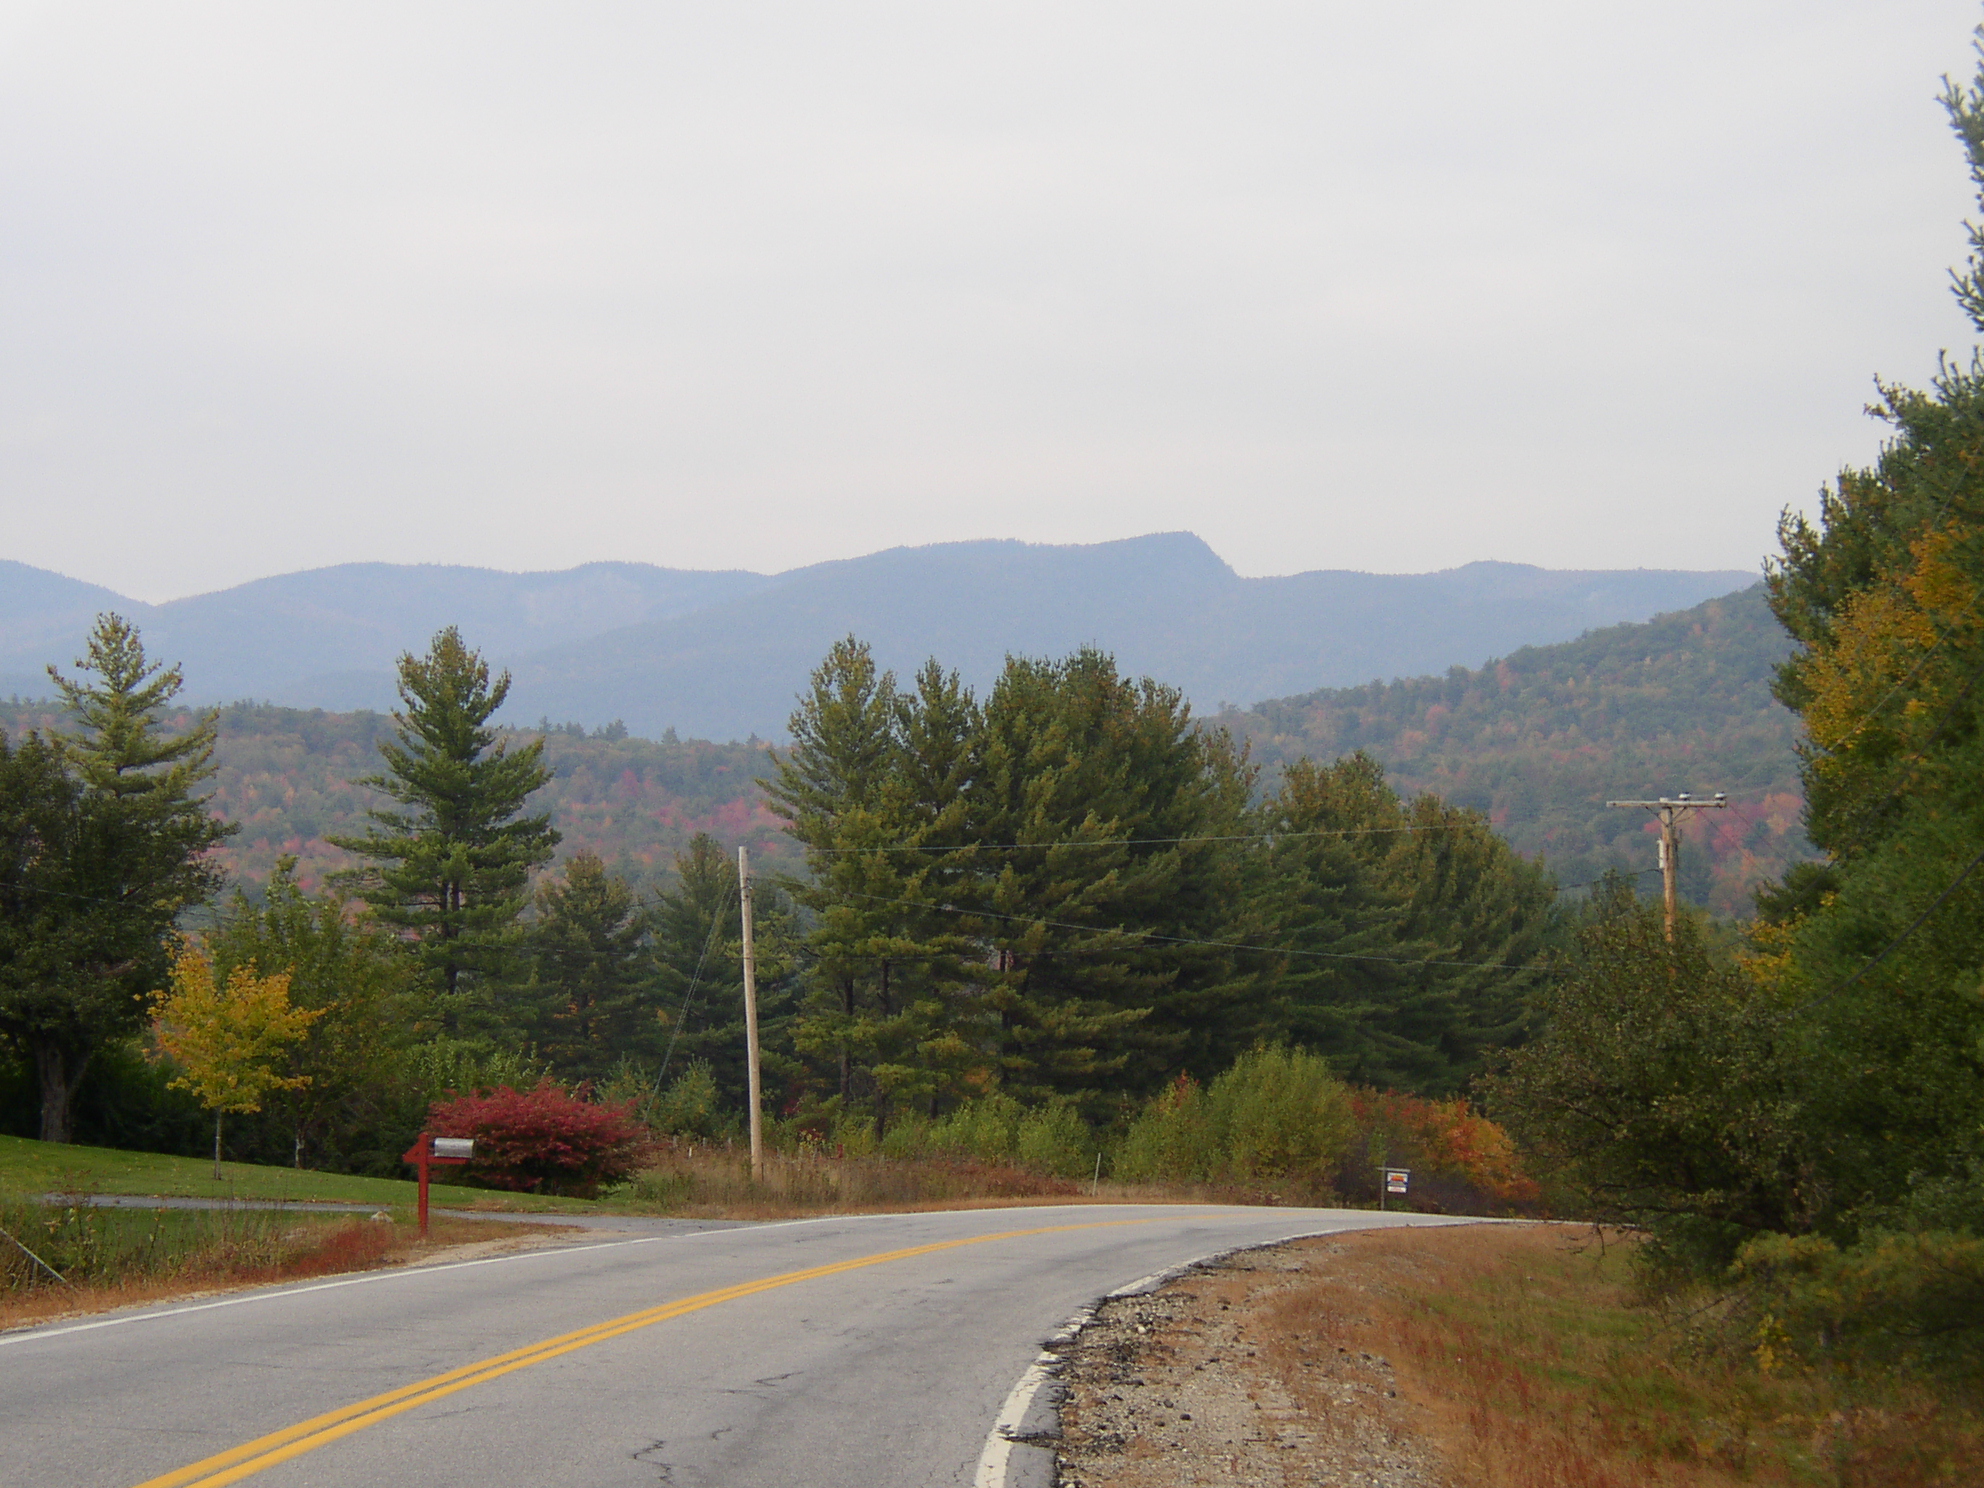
(655, 883), (736, 1085)
(799, 823), (1479, 856)
(823, 887), (1553, 975)
(1553, 867), (1662, 894)
(1827, 844), (1984, 996)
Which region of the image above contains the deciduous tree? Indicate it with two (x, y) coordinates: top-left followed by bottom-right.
(149, 940), (322, 1178)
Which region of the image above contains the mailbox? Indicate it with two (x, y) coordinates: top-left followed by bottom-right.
(403, 1131), (477, 1236)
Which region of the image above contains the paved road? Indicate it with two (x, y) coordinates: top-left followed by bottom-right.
(1, 1203), (1457, 1488)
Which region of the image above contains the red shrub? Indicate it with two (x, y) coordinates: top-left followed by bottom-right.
(430, 1079), (653, 1197)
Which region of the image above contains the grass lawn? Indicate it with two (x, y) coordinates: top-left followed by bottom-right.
(0, 1134), (602, 1213)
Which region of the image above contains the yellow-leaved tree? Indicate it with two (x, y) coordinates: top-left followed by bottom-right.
(150, 941), (323, 1179)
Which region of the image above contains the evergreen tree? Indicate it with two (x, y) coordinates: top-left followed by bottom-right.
(1252, 755), (1422, 1079)
(527, 851), (658, 1082)
(0, 616), (230, 1142)
(761, 638), (906, 1111)
(763, 642), (996, 1123)
(864, 661), (997, 1117)
(966, 648), (1252, 1107)
(329, 627), (558, 1030)
(1254, 753), (1553, 1094)
(651, 832), (795, 1116)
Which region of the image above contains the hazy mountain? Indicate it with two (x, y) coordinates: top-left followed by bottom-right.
(0, 560), (769, 709)
(0, 560), (139, 698)
(509, 534), (1757, 738)
(1, 535), (1756, 737)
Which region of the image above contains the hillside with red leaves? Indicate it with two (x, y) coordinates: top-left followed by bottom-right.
(0, 699), (795, 896)
(1219, 584), (1806, 916)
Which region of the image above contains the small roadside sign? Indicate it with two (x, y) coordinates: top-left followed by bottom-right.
(1378, 1167), (1410, 1210)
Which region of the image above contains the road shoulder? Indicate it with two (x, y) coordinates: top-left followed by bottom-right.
(1049, 1234), (1453, 1487)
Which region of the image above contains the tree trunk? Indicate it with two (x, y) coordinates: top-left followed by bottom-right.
(33, 1040), (88, 1145)
(213, 1111), (224, 1181)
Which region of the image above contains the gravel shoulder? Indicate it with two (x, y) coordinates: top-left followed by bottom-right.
(1052, 1235), (1455, 1488)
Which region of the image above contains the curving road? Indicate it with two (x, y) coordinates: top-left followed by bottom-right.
(2, 1203), (1456, 1488)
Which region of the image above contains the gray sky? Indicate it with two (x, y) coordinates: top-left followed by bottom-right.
(2, 1), (1979, 603)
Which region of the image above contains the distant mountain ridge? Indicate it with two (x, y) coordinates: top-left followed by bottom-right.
(2, 536), (1757, 739)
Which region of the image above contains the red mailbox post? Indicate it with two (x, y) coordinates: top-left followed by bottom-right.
(402, 1133), (474, 1236)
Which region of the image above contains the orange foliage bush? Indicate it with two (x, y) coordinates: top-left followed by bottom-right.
(1346, 1088), (1540, 1213)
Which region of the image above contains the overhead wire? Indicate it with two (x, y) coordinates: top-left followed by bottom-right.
(654, 881), (736, 1086)
(819, 887), (1553, 975)
(801, 823), (1479, 855)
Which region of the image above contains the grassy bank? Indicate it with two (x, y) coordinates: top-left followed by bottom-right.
(1, 1130), (1465, 1226)
(0, 1134), (600, 1212)
(0, 1200), (568, 1332)
(1263, 1225), (1983, 1486)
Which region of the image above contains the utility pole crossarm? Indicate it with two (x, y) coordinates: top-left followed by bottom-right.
(1604, 792), (1729, 941)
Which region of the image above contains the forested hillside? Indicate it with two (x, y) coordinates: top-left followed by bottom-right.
(1220, 584), (1807, 915)
(3, 581), (1806, 914)
(0, 699), (795, 897)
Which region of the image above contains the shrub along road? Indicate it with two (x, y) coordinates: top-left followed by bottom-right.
(0, 1203), (1454, 1488)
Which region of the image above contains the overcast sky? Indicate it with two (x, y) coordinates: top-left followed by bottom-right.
(2, 2), (1980, 602)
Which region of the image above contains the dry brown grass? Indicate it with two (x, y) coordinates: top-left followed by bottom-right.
(1058, 1225), (1984, 1488)
(0, 1213), (574, 1334)
(1256, 1225), (1984, 1488)
(614, 1144), (1345, 1219)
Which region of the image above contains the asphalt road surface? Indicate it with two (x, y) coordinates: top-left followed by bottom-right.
(2, 1203), (1457, 1488)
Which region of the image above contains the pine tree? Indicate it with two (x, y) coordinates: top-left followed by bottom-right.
(761, 637), (905, 1110)
(966, 648), (1252, 1106)
(528, 851), (657, 1082)
(1254, 753), (1551, 1094)
(0, 616), (231, 1142)
(0, 730), (91, 1141)
(650, 832), (795, 1116)
(329, 627), (558, 1029)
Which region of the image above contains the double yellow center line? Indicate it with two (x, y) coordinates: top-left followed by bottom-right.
(135, 1214), (1171, 1488)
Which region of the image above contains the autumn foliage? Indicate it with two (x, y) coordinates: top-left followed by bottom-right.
(1347, 1087), (1539, 1211)
(429, 1080), (651, 1197)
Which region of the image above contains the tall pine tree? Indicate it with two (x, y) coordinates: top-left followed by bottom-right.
(966, 648), (1252, 1107)
(0, 616), (230, 1141)
(527, 851), (658, 1082)
(330, 627), (557, 1030)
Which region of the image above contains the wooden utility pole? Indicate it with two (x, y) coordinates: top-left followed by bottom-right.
(738, 845), (765, 1183)
(1604, 793), (1729, 941)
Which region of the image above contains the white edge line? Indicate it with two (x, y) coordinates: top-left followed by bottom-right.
(0, 1210), (888, 1349)
(0, 1201), (1222, 1349)
(2, 1204), (1452, 1352)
